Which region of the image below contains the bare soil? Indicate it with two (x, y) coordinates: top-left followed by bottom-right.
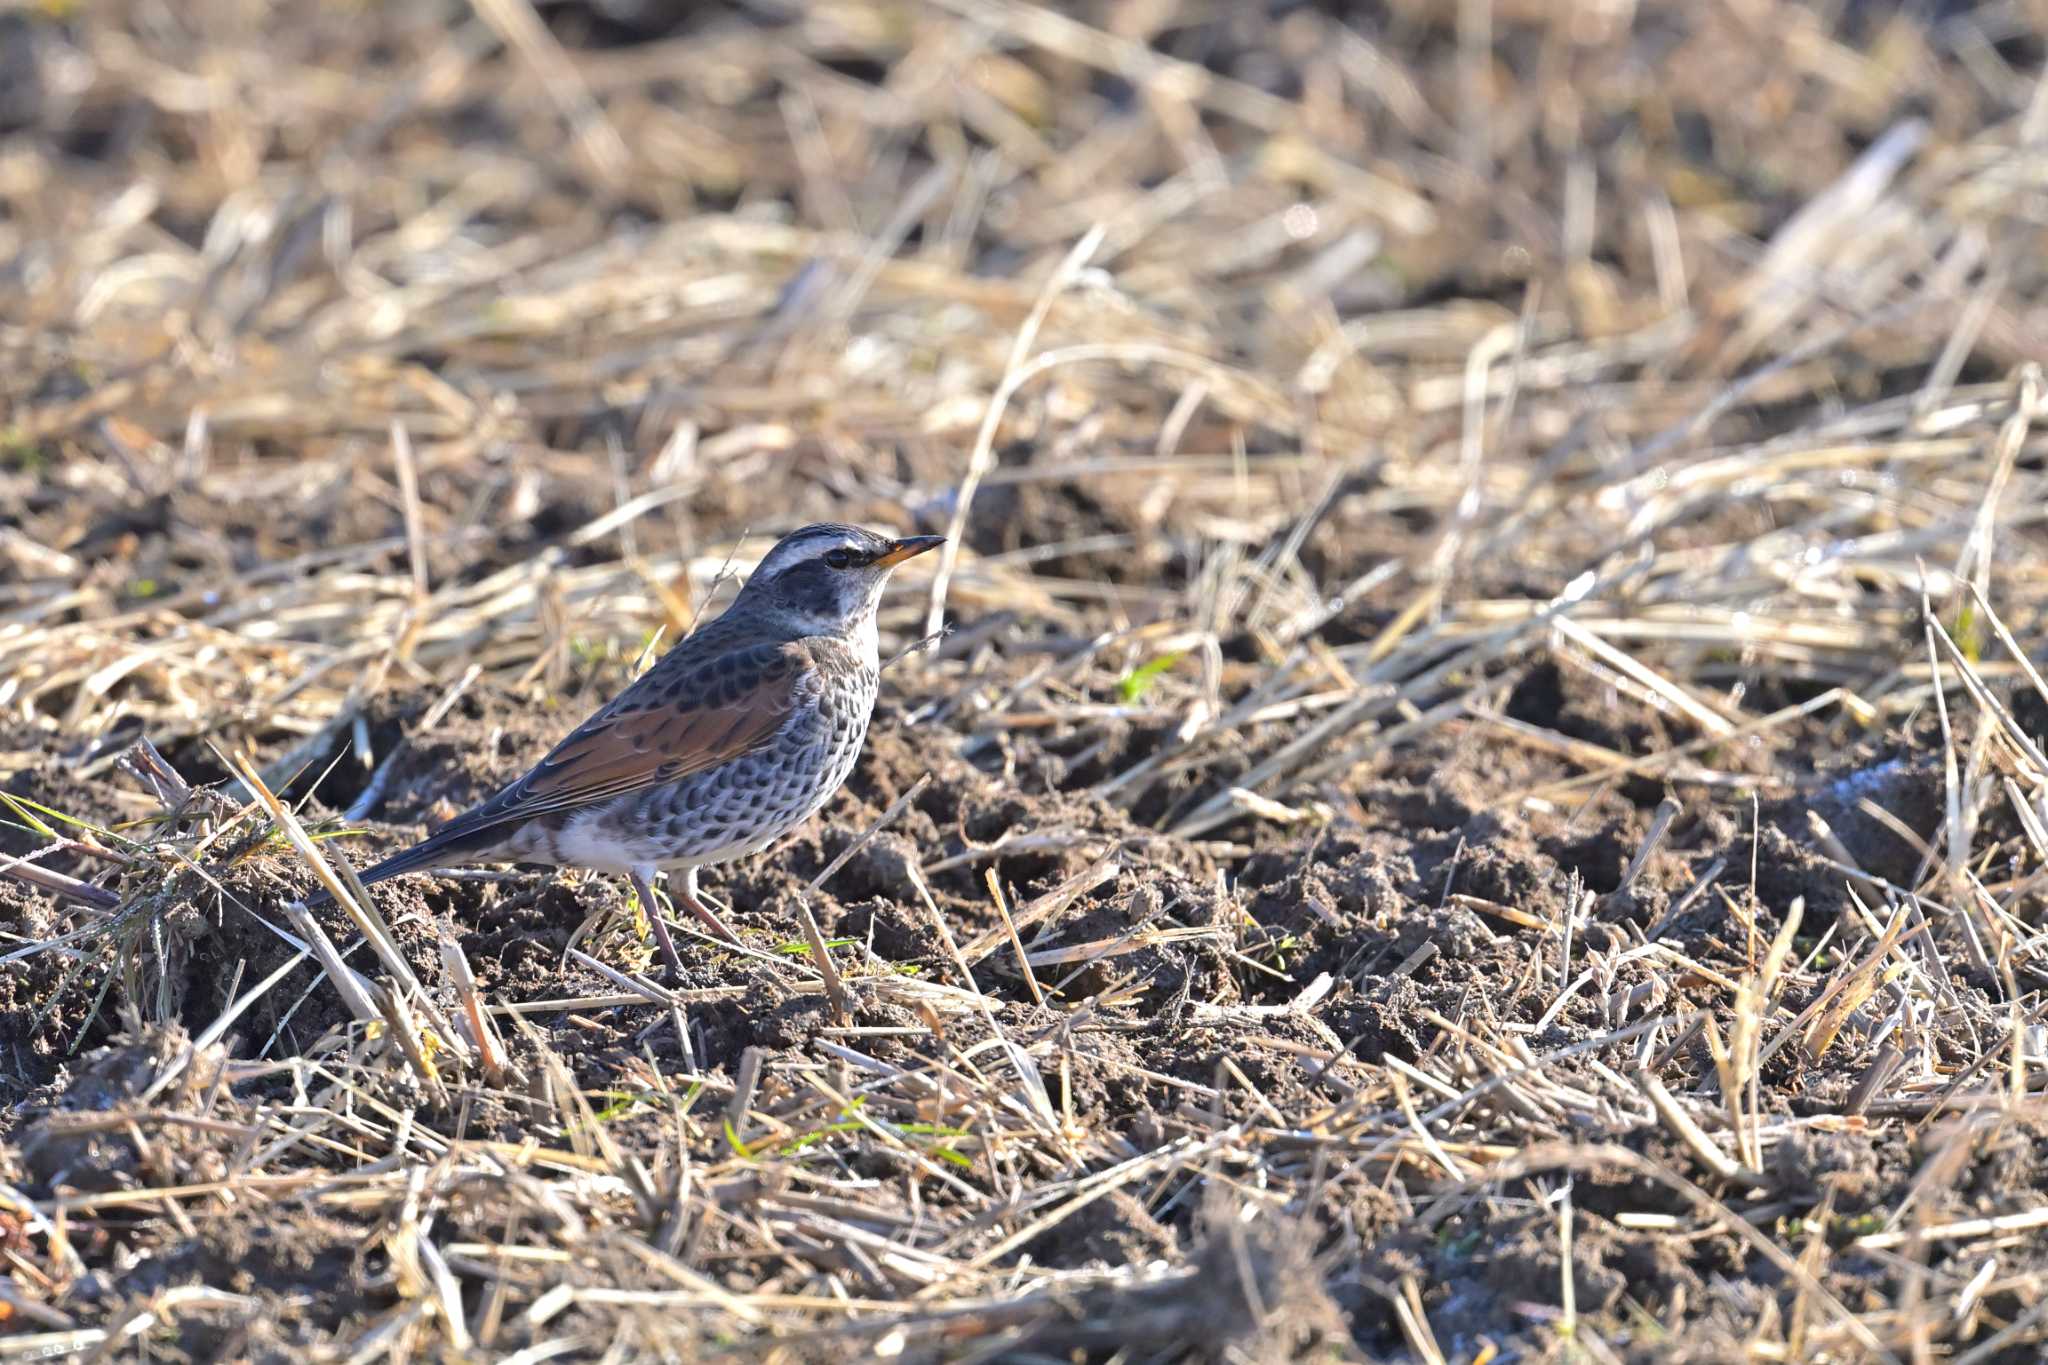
(8, 1), (2048, 1362)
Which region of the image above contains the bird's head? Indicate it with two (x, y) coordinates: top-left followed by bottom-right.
(731, 523), (945, 639)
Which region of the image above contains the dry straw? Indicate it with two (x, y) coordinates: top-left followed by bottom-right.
(5, 1), (2048, 1360)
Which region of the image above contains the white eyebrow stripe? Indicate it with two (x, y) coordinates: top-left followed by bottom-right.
(762, 536), (867, 573)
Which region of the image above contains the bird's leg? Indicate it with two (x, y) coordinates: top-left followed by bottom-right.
(693, 880), (734, 918)
(675, 866), (742, 946)
(629, 866), (688, 978)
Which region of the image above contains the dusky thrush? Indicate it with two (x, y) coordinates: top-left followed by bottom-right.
(310, 524), (945, 973)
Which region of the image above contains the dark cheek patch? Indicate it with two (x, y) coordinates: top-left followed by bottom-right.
(777, 562), (840, 608)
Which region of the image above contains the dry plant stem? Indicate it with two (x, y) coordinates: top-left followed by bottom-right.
(240, 753), (470, 1065)
(9, 6), (2048, 1360)
(1633, 1068), (1766, 1188)
(924, 223), (1105, 641)
(281, 899), (380, 1026)
(0, 852), (121, 910)
(440, 935), (509, 1084)
(794, 892), (850, 1022)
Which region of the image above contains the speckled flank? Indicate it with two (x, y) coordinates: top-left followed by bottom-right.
(501, 637), (879, 874)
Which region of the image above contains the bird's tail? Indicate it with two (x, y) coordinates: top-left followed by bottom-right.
(297, 801), (517, 909)
(297, 840), (465, 910)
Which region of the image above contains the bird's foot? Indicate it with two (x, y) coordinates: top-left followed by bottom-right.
(672, 882), (742, 949)
(629, 869), (690, 979)
(629, 871), (741, 978)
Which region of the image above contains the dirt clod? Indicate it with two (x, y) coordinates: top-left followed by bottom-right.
(7, 2), (2048, 1360)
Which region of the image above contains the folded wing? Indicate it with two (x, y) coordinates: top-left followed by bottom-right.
(418, 639), (814, 849)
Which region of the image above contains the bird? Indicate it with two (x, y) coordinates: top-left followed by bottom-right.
(308, 523), (946, 975)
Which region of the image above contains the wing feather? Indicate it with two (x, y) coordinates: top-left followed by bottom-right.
(420, 639), (813, 846)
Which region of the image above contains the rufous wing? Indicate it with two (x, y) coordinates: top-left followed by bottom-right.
(425, 640), (813, 844)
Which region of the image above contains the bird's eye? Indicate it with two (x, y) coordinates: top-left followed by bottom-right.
(822, 548), (857, 570)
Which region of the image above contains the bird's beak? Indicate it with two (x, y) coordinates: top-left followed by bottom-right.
(875, 534), (946, 567)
